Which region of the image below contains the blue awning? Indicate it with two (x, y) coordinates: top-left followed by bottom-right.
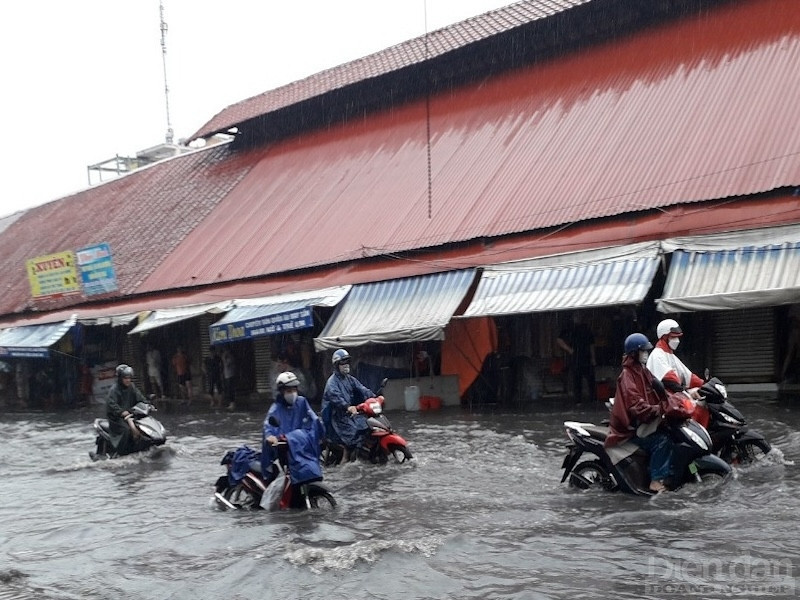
(210, 286), (351, 344)
(462, 243), (660, 317)
(0, 315), (77, 358)
(314, 271), (477, 351)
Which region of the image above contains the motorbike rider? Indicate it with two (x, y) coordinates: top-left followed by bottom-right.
(646, 318), (708, 426)
(321, 348), (375, 463)
(605, 333), (672, 493)
(647, 319), (704, 397)
(106, 364), (149, 456)
(262, 371), (325, 484)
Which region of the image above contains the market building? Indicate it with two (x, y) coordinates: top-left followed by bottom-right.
(0, 0), (798, 410)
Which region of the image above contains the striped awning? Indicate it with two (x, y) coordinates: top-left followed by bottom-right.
(314, 270), (477, 351)
(657, 243), (800, 313)
(0, 315), (77, 358)
(210, 286), (351, 344)
(128, 301), (233, 335)
(462, 243), (660, 318)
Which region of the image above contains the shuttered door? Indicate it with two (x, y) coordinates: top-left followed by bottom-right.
(253, 337), (272, 394)
(712, 307), (775, 382)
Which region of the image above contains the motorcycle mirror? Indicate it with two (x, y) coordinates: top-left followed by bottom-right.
(378, 377), (388, 393)
(704, 368), (710, 381)
(268, 415), (280, 427)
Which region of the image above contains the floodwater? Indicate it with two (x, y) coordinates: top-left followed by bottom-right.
(1, 395), (798, 600)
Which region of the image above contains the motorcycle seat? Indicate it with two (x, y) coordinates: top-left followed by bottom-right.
(582, 424), (609, 441)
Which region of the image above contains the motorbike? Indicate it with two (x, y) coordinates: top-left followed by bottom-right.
(692, 377), (772, 464)
(321, 379), (413, 466)
(560, 412), (731, 496)
(89, 400), (167, 460)
(213, 417), (336, 511)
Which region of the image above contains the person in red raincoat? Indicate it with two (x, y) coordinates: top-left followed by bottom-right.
(605, 333), (672, 493)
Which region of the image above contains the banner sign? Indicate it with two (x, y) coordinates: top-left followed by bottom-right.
(76, 243), (118, 296)
(210, 307), (313, 344)
(26, 251), (80, 299)
(0, 345), (50, 359)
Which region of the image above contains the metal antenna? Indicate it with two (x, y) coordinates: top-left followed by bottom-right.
(160, 0), (174, 144)
(424, 0), (432, 219)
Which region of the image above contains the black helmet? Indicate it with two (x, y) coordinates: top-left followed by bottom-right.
(115, 364), (134, 379)
(624, 333), (653, 355)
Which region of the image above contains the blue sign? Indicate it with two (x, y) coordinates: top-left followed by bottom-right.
(0, 346), (49, 358)
(76, 243), (118, 296)
(210, 307), (313, 344)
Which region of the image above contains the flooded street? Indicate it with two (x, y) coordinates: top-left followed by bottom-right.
(1, 396), (798, 599)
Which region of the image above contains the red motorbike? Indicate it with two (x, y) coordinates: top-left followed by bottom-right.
(213, 441), (336, 511)
(322, 380), (413, 466)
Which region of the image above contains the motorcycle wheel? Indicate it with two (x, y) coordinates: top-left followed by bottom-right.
(569, 460), (617, 491)
(695, 465), (730, 484)
(321, 444), (343, 466)
(387, 444), (413, 464)
(306, 485), (337, 510)
(731, 439), (771, 465)
(224, 484), (261, 510)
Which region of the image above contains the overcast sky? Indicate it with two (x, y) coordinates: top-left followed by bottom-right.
(0, 0), (513, 218)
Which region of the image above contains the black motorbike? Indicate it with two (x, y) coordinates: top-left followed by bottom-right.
(694, 377), (772, 464)
(89, 400), (167, 460)
(560, 415), (731, 496)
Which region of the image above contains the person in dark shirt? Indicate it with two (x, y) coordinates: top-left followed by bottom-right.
(106, 364), (148, 455)
(557, 312), (597, 403)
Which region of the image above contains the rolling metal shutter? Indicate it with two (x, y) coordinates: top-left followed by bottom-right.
(712, 307), (775, 382)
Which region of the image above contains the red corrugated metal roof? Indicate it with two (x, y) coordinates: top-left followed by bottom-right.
(141, 0), (800, 293)
(0, 145), (253, 316)
(190, 0), (591, 140)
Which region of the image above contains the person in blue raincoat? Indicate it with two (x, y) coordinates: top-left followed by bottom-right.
(262, 371), (325, 485)
(321, 348), (375, 462)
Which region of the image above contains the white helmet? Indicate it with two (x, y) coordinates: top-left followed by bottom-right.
(275, 371), (300, 391)
(656, 319), (683, 339)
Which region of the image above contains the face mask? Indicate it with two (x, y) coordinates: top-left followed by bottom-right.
(638, 350), (649, 365)
(668, 338), (680, 350)
(283, 391), (298, 405)
(339, 364), (351, 375)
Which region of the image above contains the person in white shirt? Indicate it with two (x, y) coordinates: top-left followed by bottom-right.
(145, 346), (163, 398)
(646, 319), (704, 398)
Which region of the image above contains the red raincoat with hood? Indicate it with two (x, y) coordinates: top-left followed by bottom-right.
(605, 354), (664, 448)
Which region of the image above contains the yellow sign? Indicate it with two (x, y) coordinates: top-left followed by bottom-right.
(26, 251), (80, 299)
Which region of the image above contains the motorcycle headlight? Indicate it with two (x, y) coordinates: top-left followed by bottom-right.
(714, 383), (727, 398)
(682, 425), (709, 451)
(720, 411), (741, 425)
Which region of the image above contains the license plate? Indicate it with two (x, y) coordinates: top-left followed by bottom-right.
(689, 462), (698, 475)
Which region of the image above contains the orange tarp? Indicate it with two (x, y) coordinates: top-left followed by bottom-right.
(441, 317), (498, 398)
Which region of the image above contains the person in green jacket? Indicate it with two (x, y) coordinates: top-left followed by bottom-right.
(106, 364), (149, 455)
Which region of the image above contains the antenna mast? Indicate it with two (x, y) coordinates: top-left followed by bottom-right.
(160, 0), (174, 144)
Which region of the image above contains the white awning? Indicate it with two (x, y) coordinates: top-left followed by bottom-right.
(0, 315), (77, 358)
(314, 270), (477, 351)
(661, 223), (800, 252)
(128, 301), (233, 334)
(209, 286), (351, 344)
(657, 242), (800, 313)
(77, 312), (140, 327)
(462, 243), (661, 317)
